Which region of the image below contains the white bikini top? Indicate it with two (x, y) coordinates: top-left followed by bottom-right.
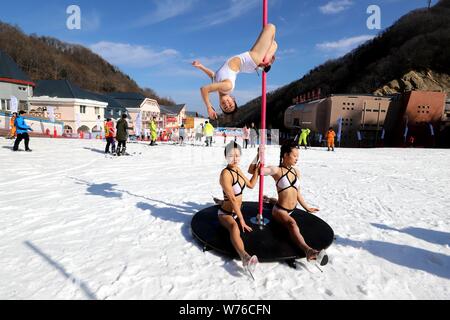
(276, 167), (301, 194)
(214, 52), (257, 95)
(223, 168), (246, 200)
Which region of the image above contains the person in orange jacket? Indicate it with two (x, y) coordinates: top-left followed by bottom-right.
(104, 118), (116, 154)
(9, 113), (17, 139)
(326, 127), (336, 152)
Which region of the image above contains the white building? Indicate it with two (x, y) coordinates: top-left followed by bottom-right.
(30, 80), (107, 135)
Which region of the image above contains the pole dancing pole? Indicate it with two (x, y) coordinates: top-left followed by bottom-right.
(258, 0), (268, 225)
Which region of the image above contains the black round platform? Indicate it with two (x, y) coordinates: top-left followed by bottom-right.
(191, 202), (334, 262)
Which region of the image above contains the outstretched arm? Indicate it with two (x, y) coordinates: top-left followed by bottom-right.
(192, 61), (215, 80)
(261, 166), (279, 177)
(200, 82), (231, 120)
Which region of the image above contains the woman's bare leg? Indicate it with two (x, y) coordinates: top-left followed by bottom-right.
(272, 207), (318, 260)
(250, 24), (276, 65)
(219, 215), (250, 261)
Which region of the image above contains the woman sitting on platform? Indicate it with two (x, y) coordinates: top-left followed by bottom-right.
(260, 141), (326, 263)
(218, 142), (260, 272)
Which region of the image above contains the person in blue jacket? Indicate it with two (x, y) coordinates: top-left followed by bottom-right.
(13, 110), (33, 152)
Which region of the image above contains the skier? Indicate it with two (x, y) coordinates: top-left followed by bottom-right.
(179, 124), (186, 145)
(204, 121), (215, 147)
(8, 112), (17, 139)
(116, 114), (133, 156)
(195, 123), (204, 146)
(250, 123), (258, 148)
(13, 111), (33, 152)
(298, 128), (311, 149)
(242, 125), (250, 149)
(149, 117), (158, 146)
(326, 127), (336, 152)
(104, 118), (116, 154)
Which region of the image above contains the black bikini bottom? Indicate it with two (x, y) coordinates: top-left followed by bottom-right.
(274, 203), (296, 216)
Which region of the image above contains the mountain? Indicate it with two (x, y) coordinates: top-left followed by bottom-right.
(0, 21), (175, 106)
(222, 0), (450, 128)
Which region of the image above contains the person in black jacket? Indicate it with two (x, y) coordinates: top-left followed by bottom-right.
(116, 114), (133, 156)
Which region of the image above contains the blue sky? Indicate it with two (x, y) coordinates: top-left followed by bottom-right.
(0, 0), (437, 114)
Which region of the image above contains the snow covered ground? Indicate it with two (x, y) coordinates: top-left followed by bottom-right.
(0, 137), (449, 300)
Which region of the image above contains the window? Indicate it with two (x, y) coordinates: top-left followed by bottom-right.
(381, 110), (386, 113)
(293, 118), (300, 126)
(95, 107), (100, 115)
(366, 109), (372, 112)
(80, 105), (86, 114)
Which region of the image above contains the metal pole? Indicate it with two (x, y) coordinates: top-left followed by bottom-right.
(258, 0), (268, 224)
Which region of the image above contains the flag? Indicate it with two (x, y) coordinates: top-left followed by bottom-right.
(47, 106), (55, 123)
(10, 96), (18, 113)
(337, 117), (343, 143)
(96, 118), (101, 133)
(135, 112), (142, 136)
(381, 128), (385, 140)
(429, 123), (435, 136)
(404, 117), (409, 142)
(357, 131), (362, 141)
(75, 113), (81, 130)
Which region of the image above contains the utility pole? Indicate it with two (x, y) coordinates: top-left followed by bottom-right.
(428, 0), (432, 9)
